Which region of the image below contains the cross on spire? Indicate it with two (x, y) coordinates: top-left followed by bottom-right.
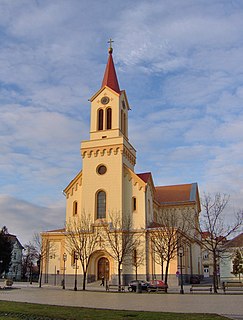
(102, 38), (120, 93)
(107, 38), (114, 54)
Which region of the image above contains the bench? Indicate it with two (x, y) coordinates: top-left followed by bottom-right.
(106, 284), (125, 292)
(222, 281), (243, 293)
(190, 284), (212, 293)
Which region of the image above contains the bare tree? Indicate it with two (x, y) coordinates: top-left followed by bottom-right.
(102, 212), (141, 290)
(132, 247), (144, 280)
(198, 193), (242, 293)
(22, 243), (38, 282)
(150, 207), (192, 290)
(33, 233), (56, 288)
(65, 213), (99, 290)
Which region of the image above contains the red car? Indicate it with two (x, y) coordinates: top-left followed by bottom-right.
(148, 280), (168, 292)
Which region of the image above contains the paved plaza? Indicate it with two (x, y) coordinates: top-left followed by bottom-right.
(0, 283), (243, 320)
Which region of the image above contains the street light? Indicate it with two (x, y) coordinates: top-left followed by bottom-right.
(178, 246), (184, 294)
(0, 260), (3, 275)
(73, 253), (79, 291)
(30, 262), (33, 284)
(62, 253), (67, 289)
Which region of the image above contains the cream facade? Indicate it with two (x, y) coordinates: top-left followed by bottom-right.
(41, 46), (202, 287)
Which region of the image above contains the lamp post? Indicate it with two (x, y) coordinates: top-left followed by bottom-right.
(62, 253), (67, 289)
(73, 253), (79, 291)
(178, 246), (184, 294)
(0, 260), (3, 276)
(30, 262), (33, 284)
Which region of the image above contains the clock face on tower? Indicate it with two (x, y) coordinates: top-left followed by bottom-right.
(101, 96), (110, 105)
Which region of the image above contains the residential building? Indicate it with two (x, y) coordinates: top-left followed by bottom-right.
(220, 233), (243, 283)
(5, 235), (23, 281)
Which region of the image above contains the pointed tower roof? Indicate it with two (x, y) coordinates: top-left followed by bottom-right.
(101, 42), (120, 94)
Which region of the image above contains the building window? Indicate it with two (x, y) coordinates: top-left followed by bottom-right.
(132, 197), (137, 211)
(123, 112), (126, 135)
(121, 110), (124, 133)
(133, 249), (137, 264)
(204, 266), (209, 273)
(13, 252), (17, 260)
(148, 199), (151, 217)
(97, 164), (107, 175)
(98, 109), (104, 130)
(203, 251), (209, 259)
(97, 191), (106, 219)
(73, 201), (78, 215)
(106, 108), (112, 130)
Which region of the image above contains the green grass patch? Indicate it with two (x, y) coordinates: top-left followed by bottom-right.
(0, 300), (228, 320)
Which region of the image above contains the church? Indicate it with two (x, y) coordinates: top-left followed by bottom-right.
(41, 43), (202, 288)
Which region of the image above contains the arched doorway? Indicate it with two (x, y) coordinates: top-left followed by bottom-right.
(98, 257), (109, 280)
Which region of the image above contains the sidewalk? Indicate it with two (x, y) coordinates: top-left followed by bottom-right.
(0, 283), (242, 320)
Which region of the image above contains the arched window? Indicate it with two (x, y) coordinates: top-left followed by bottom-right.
(73, 201), (78, 215)
(97, 191), (106, 219)
(121, 110), (124, 133)
(132, 197), (137, 211)
(123, 112), (126, 136)
(106, 108), (112, 130)
(98, 109), (103, 130)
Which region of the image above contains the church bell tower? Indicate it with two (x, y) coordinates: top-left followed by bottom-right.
(80, 41), (136, 221)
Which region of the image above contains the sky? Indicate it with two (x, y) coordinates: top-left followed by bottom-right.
(0, 0), (243, 245)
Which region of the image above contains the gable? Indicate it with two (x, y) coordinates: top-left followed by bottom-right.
(124, 165), (146, 192)
(224, 233), (243, 248)
(63, 170), (82, 195)
(90, 86), (120, 102)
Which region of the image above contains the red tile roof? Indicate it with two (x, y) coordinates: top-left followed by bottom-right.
(137, 172), (152, 183)
(201, 231), (212, 239)
(101, 50), (120, 93)
(224, 233), (243, 248)
(155, 183), (195, 204)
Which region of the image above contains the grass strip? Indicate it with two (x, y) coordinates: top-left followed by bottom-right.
(0, 300), (228, 320)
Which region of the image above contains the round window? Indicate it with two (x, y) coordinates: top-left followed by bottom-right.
(101, 96), (110, 105)
(97, 165), (107, 175)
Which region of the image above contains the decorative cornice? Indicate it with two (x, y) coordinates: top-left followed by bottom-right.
(124, 165), (146, 192)
(63, 170), (82, 198)
(81, 145), (121, 158)
(81, 144), (136, 166)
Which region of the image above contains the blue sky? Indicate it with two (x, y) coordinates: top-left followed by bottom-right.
(0, 0), (243, 245)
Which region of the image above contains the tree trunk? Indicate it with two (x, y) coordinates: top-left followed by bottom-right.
(212, 251), (218, 293)
(118, 262), (121, 291)
(164, 260), (170, 293)
(38, 258), (43, 288)
(161, 259), (164, 281)
(83, 271), (86, 291)
(135, 265), (138, 280)
(38, 269), (42, 288)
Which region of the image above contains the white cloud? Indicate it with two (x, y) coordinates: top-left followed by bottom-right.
(0, 195), (65, 245)
(0, 0), (243, 243)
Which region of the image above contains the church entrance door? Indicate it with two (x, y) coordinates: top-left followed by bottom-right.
(98, 257), (109, 280)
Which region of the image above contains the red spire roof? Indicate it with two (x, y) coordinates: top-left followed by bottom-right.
(101, 48), (120, 93)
